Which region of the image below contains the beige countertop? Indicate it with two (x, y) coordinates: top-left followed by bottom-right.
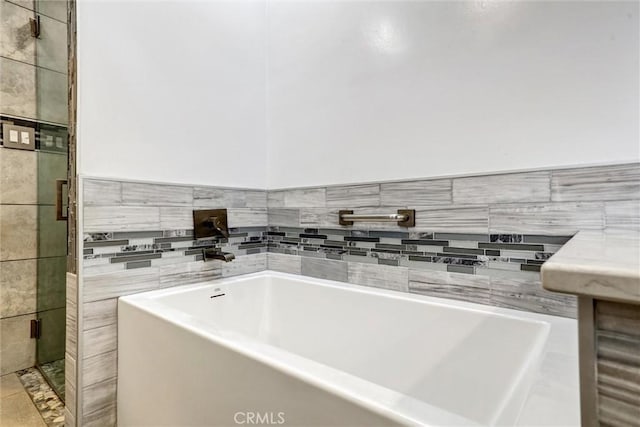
(542, 231), (640, 304)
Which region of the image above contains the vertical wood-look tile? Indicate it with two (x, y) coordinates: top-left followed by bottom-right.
(64, 391), (76, 426)
(65, 352), (76, 398)
(66, 272), (77, 306)
(66, 299), (77, 359)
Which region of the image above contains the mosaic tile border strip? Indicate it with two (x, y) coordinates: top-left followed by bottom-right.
(83, 224), (569, 279)
(266, 227), (569, 277)
(17, 367), (65, 427)
(83, 226), (267, 271)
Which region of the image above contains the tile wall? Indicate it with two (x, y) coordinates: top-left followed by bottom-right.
(72, 162), (639, 426)
(0, 0), (69, 124)
(72, 178), (268, 426)
(265, 163), (639, 318)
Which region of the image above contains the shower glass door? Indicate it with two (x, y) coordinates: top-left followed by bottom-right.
(34, 0), (69, 400)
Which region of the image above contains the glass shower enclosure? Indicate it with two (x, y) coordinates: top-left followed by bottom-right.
(34, 0), (69, 400)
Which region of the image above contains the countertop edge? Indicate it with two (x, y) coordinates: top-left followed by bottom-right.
(541, 231), (640, 305)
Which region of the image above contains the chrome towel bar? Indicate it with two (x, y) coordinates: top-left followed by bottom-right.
(338, 209), (415, 227)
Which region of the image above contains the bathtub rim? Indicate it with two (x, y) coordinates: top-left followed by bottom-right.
(122, 270), (559, 325)
(120, 273), (481, 426)
(118, 270), (576, 426)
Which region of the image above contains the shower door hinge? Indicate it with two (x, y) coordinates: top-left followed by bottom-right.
(30, 319), (42, 339)
(30, 16), (41, 38)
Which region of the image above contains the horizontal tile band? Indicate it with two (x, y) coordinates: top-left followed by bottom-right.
(82, 223), (563, 284)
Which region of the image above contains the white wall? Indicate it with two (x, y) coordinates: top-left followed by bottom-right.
(77, 0), (267, 188)
(266, 1), (640, 188)
(77, 1), (639, 190)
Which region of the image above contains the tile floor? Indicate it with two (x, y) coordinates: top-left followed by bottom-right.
(0, 368), (64, 427)
(0, 372), (46, 427)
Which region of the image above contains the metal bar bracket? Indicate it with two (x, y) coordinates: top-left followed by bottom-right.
(338, 209), (415, 227)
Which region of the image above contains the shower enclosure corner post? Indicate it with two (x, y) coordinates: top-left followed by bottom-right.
(64, 0), (80, 424)
(67, 0), (77, 277)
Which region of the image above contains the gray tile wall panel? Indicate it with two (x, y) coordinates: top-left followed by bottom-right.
(228, 208), (268, 227)
(267, 253), (302, 275)
(78, 163), (638, 425)
(381, 179), (451, 206)
(604, 200), (640, 232)
(409, 269), (490, 305)
(84, 206), (161, 232)
(268, 208), (300, 227)
(453, 172), (550, 204)
(489, 202), (604, 235)
(489, 276), (577, 318)
(326, 184), (380, 207)
(415, 205), (489, 233)
(269, 188), (326, 208)
(301, 257), (348, 282)
(222, 253), (267, 277)
(122, 182), (193, 206)
(83, 180), (122, 206)
(551, 164), (640, 202)
(347, 262), (408, 292)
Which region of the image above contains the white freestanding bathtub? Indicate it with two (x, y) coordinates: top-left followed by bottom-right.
(118, 271), (578, 426)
